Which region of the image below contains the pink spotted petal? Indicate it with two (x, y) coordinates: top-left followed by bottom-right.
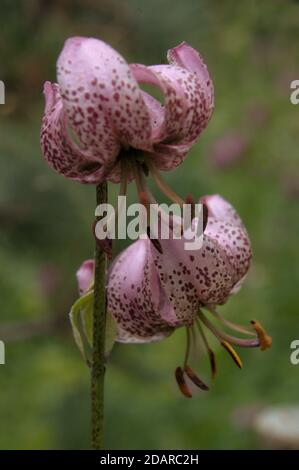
(149, 196), (251, 308)
(76, 259), (94, 295)
(107, 239), (175, 343)
(229, 274), (247, 295)
(129, 64), (167, 142)
(204, 217), (252, 283)
(148, 142), (192, 171)
(201, 195), (252, 281)
(200, 194), (245, 228)
(151, 64), (213, 144)
(131, 62), (213, 146)
(167, 42), (214, 109)
(151, 229), (235, 311)
(41, 82), (109, 183)
(149, 218), (203, 321)
(140, 91), (164, 138)
(57, 37), (152, 155)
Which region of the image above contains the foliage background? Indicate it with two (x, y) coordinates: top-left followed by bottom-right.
(0, 0), (298, 449)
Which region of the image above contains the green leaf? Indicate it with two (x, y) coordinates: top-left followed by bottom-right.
(69, 291), (93, 365)
(69, 290), (117, 365)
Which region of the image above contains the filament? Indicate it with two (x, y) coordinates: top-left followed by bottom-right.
(197, 310), (259, 348)
(146, 160), (185, 206)
(206, 307), (256, 337)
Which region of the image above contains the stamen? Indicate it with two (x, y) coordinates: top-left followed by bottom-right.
(183, 327), (191, 369)
(135, 161), (186, 240)
(206, 307), (256, 337)
(132, 160), (144, 197)
(137, 170), (157, 204)
(146, 160), (185, 206)
(141, 162), (149, 177)
(221, 341), (243, 369)
(195, 318), (217, 378)
(119, 158), (128, 197)
(139, 190), (150, 211)
(139, 189), (163, 254)
(185, 194), (195, 221)
(184, 365), (209, 391)
(146, 226), (163, 254)
(183, 196), (208, 235)
(99, 158), (128, 255)
(250, 320), (272, 351)
(132, 161), (156, 240)
(190, 325), (198, 355)
(175, 366), (192, 398)
(197, 310), (260, 348)
(113, 158), (129, 229)
(202, 203), (209, 232)
(141, 188), (183, 245)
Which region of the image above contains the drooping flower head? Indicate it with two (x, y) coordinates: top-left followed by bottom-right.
(41, 38), (213, 184)
(77, 195), (271, 397)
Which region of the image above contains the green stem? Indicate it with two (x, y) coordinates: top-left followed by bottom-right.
(91, 182), (108, 450)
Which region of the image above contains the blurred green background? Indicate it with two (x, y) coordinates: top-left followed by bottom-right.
(0, 0), (298, 450)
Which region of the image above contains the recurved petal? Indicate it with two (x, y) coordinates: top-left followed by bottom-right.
(167, 42), (214, 108)
(200, 194), (245, 228)
(201, 196), (252, 281)
(204, 217), (252, 283)
(140, 91), (164, 138)
(76, 259), (94, 295)
(57, 37), (152, 153)
(41, 82), (109, 183)
(131, 62), (213, 147)
(107, 239), (175, 343)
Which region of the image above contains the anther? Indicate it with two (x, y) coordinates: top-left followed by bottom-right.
(175, 367), (192, 398)
(208, 348), (217, 378)
(147, 226), (163, 254)
(250, 320), (272, 351)
(221, 341), (243, 369)
(184, 366), (209, 391)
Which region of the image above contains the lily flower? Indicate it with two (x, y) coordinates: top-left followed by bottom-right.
(78, 194), (271, 397)
(107, 238), (183, 343)
(147, 194), (271, 396)
(76, 239), (180, 343)
(41, 37), (213, 184)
